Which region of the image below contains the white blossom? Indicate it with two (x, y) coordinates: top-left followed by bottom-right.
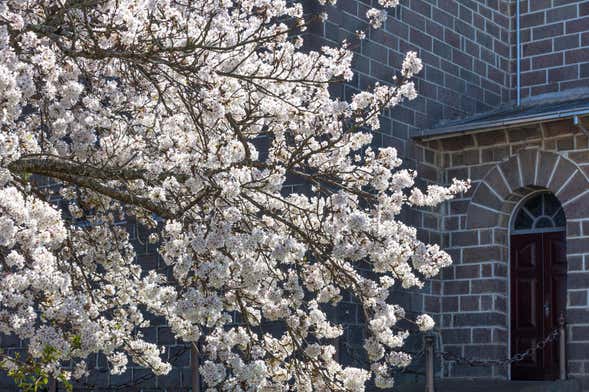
(402, 51), (423, 76)
(0, 0), (469, 390)
(341, 368), (370, 392)
(416, 314), (436, 332)
(366, 8), (388, 29)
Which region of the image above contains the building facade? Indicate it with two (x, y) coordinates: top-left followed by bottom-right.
(1, 0), (589, 391)
(308, 0), (589, 389)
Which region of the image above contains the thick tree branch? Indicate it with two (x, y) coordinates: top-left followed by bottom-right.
(8, 158), (174, 219)
(8, 156), (145, 181)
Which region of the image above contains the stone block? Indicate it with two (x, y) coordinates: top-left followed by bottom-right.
(481, 295), (494, 311)
(567, 272), (589, 290)
(493, 263), (508, 278)
(460, 295), (480, 311)
(567, 238), (589, 255)
(463, 246), (504, 263)
(567, 308), (589, 324)
(536, 151), (560, 186)
(455, 264), (481, 279)
(566, 16), (589, 34)
(518, 149), (538, 186)
(451, 231), (479, 247)
(450, 363), (494, 378)
(568, 342), (589, 360)
(444, 280), (470, 295)
(549, 64), (579, 83)
(547, 156), (577, 191)
(494, 296), (507, 313)
(571, 325), (589, 341)
(472, 183), (504, 211)
(424, 295), (440, 313)
(483, 166), (511, 198)
(466, 204), (502, 229)
(482, 146), (510, 163)
(568, 221), (581, 237)
(493, 328), (508, 343)
(569, 150), (589, 164)
(442, 328), (472, 344)
(453, 312), (506, 327)
(564, 191), (589, 219)
(472, 328), (492, 343)
(557, 171), (587, 203)
(499, 157), (522, 191)
(482, 263), (493, 277)
(441, 135), (476, 151)
(464, 344), (505, 360)
(566, 48), (589, 64)
(442, 296), (459, 312)
(470, 279), (506, 294)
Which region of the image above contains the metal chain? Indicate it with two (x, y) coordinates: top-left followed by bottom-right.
(438, 327), (560, 367)
(71, 324), (554, 390)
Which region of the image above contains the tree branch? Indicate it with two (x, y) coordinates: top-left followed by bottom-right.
(8, 158), (174, 219)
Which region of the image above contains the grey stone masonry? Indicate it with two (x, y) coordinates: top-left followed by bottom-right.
(307, 1), (589, 385)
(518, 1), (589, 100)
(305, 1), (519, 343)
(309, 0), (514, 154)
(417, 117), (589, 388)
(3, 1), (588, 390)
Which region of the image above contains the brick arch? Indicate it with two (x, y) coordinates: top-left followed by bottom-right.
(466, 149), (589, 229)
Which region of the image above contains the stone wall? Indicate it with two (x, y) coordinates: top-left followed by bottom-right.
(304, 0), (517, 353)
(309, 0), (514, 151)
(518, 0), (589, 100)
(418, 118), (589, 387)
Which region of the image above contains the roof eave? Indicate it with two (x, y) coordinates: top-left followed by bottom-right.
(413, 106), (589, 142)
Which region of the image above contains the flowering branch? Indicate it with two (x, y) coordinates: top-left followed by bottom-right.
(0, 0), (468, 390)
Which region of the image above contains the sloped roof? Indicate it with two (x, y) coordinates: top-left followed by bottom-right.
(413, 96), (589, 140)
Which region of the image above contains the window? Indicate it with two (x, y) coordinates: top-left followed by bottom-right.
(512, 192), (565, 233)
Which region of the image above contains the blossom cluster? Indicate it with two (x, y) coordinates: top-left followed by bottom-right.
(0, 0), (468, 390)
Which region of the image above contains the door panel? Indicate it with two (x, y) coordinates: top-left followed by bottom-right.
(511, 234), (543, 379)
(543, 232), (567, 379)
(515, 279), (536, 328)
(514, 241), (537, 269)
(510, 231), (566, 380)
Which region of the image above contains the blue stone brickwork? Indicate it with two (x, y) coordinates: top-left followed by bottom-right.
(3, 1), (589, 390)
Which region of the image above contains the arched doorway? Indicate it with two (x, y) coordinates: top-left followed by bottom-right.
(510, 191), (567, 380)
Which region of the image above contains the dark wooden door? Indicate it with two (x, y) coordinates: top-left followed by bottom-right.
(510, 231), (566, 380)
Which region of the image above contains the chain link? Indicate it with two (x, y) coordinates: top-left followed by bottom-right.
(438, 327), (560, 367)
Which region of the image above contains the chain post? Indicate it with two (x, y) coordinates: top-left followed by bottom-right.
(425, 335), (435, 392)
(48, 377), (57, 392)
(191, 343), (201, 392)
(559, 313), (567, 380)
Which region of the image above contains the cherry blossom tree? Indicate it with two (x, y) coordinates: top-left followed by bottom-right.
(0, 0), (468, 390)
